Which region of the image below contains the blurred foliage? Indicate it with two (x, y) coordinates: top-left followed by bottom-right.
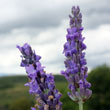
(9, 97), (32, 110)
(0, 76), (27, 89)
(87, 64), (110, 110)
(0, 65), (110, 110)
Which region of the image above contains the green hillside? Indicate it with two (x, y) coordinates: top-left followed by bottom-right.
(0, 75), (73, 110)
(0, 65), (110, 110)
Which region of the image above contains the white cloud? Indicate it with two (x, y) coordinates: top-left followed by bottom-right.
(0, 19), (110, 75)
(84, 24), (110, 68)
(85, 25), (110, 54)
(0, 20), (67, 74)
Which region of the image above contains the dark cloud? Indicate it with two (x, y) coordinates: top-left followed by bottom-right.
(0, 15), (62, 33)
(0, 0), (110, 33)
(81, 0), (110, 29)
(0, 0), (69, 33)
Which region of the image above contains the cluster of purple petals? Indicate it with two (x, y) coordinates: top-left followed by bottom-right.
(17, 43), (62, 110)
(61, 6), (92, 103)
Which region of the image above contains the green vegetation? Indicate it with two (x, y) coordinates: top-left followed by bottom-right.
(87, 64), (110, 110)
(0, 65), (110, 110)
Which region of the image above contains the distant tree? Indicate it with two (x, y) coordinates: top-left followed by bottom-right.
(87, 64), (110, 110)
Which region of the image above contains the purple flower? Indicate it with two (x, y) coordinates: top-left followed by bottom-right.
(17, 43), (62, 110)
(61, 6), (92, 103)
(17, 43), (41, 67)
(31, 107), (36, 110)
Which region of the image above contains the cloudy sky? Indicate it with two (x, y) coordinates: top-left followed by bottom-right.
(0, 0), (110, 76)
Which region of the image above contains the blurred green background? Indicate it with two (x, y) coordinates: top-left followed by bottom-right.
(0, 64), (110, 110)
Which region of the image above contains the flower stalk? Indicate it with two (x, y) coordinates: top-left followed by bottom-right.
(79, 101), (83, 110)
(61, 5), (92, 107)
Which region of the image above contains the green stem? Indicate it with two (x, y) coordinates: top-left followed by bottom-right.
(79, 101), (83, 110)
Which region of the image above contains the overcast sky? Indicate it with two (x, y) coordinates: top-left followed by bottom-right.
(0, 0), (110, 76)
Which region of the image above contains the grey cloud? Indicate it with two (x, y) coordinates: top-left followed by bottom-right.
(0, 0), (69, 33)
(44, 55), (64, 65)
(0, 0), (110, 33)
(86, 50), (110, 57)
(86, 51), (110, 69)
(87, 56), (110, 69)
(81, 0), (110, 29)
(0, 15), (62, 33)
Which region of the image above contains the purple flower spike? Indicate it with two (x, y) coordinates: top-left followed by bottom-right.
(17, 43), (62, 110)
(61, 6), (92, 103)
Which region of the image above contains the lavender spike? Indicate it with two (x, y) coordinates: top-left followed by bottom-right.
(17, 43), (62, 110)
(61, 6), (92, 110)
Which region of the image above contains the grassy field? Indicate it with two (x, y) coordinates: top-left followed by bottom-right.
(0, 75), (80, 110)
(0, 65), (110, 110)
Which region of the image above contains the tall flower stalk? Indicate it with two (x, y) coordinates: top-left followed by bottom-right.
(17, 43), (62, 110)
(61, 6), (92, 110)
